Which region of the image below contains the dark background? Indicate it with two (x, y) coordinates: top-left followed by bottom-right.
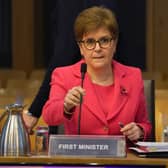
(0, 0), (146, 70)
(0, 0), (11, 68)
(43, 0), (146, 70)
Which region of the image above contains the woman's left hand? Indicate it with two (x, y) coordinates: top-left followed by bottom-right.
(120, 122), (144, 141)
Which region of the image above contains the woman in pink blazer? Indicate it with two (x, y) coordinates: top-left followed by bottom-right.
(42, 6), (151, 141)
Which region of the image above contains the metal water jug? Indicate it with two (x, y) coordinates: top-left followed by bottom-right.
(0, 103), (30, 156)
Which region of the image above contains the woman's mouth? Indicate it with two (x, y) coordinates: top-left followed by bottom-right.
(93, 55), (104, 59)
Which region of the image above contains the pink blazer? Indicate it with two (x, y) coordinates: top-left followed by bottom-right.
(42, 60), (151, 139)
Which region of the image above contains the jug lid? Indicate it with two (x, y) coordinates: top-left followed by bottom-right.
(5, 103), (24, 111)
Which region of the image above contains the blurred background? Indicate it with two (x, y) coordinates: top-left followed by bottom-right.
(0, 0), (168, 143)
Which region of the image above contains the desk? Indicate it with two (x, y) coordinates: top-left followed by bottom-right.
(0, 152), (167, 167)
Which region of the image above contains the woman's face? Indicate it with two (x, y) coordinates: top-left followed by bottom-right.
(79, 27), (117, 70)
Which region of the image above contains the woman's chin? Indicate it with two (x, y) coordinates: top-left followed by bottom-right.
(92, 63), (107, 69)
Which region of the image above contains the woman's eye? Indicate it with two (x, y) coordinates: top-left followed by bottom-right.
(100, 38), (109, 43)
(86, 39), (95, 44)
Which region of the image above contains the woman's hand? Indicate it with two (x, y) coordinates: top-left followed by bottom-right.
(22, 110), (38, 134)
(120, 122), (144, 141)
(64, 86), (85, 112)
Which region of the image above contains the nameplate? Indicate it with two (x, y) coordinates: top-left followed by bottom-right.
(48, 135), (126, 157)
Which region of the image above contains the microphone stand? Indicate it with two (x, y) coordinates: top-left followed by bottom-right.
(78, 63), (87, 135)
(78, 74), (84, 135)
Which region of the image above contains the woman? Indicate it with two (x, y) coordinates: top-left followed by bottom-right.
(42, 6), (151, 141)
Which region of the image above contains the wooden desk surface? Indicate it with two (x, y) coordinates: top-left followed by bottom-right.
(0, 152), (168, 167)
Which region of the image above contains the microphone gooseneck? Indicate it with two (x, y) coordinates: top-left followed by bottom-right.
(78, 63), (87, 135)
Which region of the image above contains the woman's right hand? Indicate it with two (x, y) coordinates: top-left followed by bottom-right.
(64, 86), (85, 112)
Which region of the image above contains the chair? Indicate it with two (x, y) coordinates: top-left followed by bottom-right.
(29, 69), (45, 80)
(0, 69), (27, 88)
(143, 79), (155, 141)
(26, 79), (43, 97)
(6, 79), (28, 98)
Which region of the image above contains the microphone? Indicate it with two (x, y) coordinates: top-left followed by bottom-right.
(78, 63), (87, 135)
(80, 63), (87, 87)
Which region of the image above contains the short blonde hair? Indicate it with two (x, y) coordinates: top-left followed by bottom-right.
(74, 6), (119, 41)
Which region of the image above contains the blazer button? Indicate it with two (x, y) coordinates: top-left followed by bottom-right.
(103, 126), (109, 131)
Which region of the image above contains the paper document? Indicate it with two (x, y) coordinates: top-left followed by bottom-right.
(136, 142), (168, 151)
(129, 141), (168, 153)
(129, 141), (168, 158)
(136, 141), (168, 147)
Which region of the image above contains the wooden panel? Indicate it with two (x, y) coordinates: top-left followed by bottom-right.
(12, 0), (34, 74)
(153, 0), (168, 73)
(146, 0), (155, 72)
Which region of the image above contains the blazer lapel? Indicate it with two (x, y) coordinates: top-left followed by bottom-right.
(106, 61), (130, 121)
(83, 74), (108, 125)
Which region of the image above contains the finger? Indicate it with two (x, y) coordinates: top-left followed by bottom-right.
(67, 89), (80, 102)
(67, 87), (85, 102)
(66, 97), (80, 106)
(124, 125), (140, 140)
(127, 133), (138, 141)
(121, 122), (136, 132)
(72, 87), (85, 97)
(66, 91), (81, 104)
(64, 95), (80, 110)
(64, 86), (85, 109)
(122, 130), (133, 138)
(122, 126), (137, 137)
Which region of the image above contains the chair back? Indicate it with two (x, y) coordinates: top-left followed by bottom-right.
(143, 79), (155, 141)
(0, 69), (26, 88)
(29, 69), (45, 80)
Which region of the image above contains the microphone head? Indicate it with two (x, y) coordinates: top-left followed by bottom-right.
(80, 63), (87, 74)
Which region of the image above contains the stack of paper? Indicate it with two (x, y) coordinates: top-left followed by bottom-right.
(129, 141), (168, 158)
(135, 142), (168, 152)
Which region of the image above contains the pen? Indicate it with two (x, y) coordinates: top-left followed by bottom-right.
(118, 122), (124, 128)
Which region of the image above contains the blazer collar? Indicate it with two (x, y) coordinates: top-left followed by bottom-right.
(72, 59), (85, 78)
(72, 59), (127, 78)
(72, 59), (131, 122)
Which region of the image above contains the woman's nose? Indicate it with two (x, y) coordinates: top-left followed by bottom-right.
(94, 42), (101, 50)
